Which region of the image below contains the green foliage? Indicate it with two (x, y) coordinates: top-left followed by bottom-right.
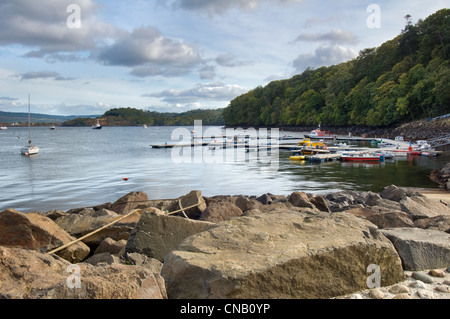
(223, 9), (450, 127)
(63, 107), (225, 126)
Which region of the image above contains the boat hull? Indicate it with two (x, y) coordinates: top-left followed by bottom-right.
(341, 156), (380, 162)
(21, 146), (39, 156)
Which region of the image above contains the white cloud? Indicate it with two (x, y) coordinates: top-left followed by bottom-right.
(167, 0), (304, 14)
(293, 44), (358, 73)
(98, 26), (205, 77)
(0, 0), (116, 54)
(19, 71), (75, 81)
(144, 82), (248, 104)
(294, 29), (359, 45)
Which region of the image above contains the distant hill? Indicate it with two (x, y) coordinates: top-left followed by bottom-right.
(0, 111), (99, 124)
(62, 107), (225, 126)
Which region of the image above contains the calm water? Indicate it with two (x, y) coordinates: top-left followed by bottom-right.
(0, 126), (448, 213)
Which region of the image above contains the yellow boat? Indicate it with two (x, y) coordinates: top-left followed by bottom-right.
(298, 138), (327, 149)
(290, 155), (306, 161)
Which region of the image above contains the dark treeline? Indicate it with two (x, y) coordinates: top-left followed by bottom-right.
(223, 9), (450, 128)
(63, 107), (225, 126)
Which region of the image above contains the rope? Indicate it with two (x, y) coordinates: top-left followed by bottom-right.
(46, 200), (205, 255)
(46, 209), (140, 255)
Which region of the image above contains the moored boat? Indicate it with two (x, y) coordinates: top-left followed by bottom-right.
(21, 94), (39, 156)
(340, 152), (382, 162)
(92, 120), (102, 129)
(304, 124), (332, 139)
(290, 155), (306, 161)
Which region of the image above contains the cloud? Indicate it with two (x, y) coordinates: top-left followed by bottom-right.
(19, 71), (75, 81)
(294, 29), (359, 45)
(0, 96), (19, 102)
(98, 26), (204, 77)
(215, 53), (252, 67)
(293, 45), (358, 73)
(199, 65), (216, 80)
(0, 0), (116, 55)
(144, 82), (247, 104)
(167, 0), (304, 14)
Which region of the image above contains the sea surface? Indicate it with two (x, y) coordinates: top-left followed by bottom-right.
(0, 125), (448, 213)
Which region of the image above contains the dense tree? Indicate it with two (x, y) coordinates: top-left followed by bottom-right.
(223, 9), (450, 128)
(63, 107), (225, 126)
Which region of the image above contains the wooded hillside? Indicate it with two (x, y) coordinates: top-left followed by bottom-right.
(223, 9), (450, 128)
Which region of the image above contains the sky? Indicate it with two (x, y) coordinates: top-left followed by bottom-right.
(0, 0), (448, 116)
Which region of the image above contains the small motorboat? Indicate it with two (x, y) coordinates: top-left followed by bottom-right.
(92, 120), (102, 129)
(340, 152), (382, 162)
(304, 124), (331, 139)
(50, 125), (56, 130)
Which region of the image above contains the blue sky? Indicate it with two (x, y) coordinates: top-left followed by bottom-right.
(0, 0), (448, 115)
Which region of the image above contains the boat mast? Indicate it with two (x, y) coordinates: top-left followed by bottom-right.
(28, 94), (32, 145)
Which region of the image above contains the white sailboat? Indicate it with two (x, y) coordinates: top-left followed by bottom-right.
(21, 94), (39, 156)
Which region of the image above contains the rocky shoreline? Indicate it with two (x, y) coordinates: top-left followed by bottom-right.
(0, 185), (449, 299)
(253, 117), (450, 142)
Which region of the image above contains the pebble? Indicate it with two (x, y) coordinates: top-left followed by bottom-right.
(447, 266), (450, 273)
(435, 285), (450, 293)
(412, 272), (434, 284)
(369, 288), (385, 299)
(350, 293), (363, 299)
(393, 293), (411, 299)
(410, 280), (428, 289)
(389, 284), (410, 294)
(417, 290), (434, 299)
(428, 269), (446, 277)
(443, 280), (450, 286)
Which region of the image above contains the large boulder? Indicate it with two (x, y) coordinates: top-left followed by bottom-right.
(177, 190), (207, 219)
(110, 191), (149, 214)
(54, 208), (143, 248)
(380, 185), (410, 202)
(162, 209), (405, 299)
(381, 227), (450, 271)
(0, 209), (89, 263)
(0, 246), (166, 299)
(414, 215), (450, 233)
(345, 207), (414, 229)
(399, 195), (450, 220)
(235, 196), (263, 212)
(199, 201), (243, 223)
(124, 212), (214, 262)
(288, 192), (316, 210)
(430, 163), (450, 191)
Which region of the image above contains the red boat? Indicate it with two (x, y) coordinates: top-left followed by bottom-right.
(340, 153), (382, 162)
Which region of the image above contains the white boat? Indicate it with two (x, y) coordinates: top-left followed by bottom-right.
(414, 140), (431, 151)
(143, 124), (147, 129)
(92, 120), (102, 129)
(21, 94), (39, 156)
(50, 125), (56, 130)
(1, 126), (7, 130)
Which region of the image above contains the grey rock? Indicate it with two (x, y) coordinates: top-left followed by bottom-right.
(162, 210), (404, 299)
(381, 227), (450, 271)
(412, 271), (435, 284)
(84, 252), (121, 265)
(124, 212), (214, 262)
(400, 196), (450, 221)
(199, 201), (243, 223)
(288, 192), (316, 210)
